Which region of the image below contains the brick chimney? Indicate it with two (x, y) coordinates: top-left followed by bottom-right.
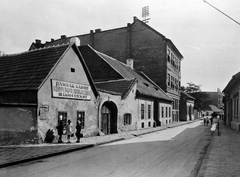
(61, 35), (67, 39)
(35, 39), (41, 45)
(126, 58), (134, 69)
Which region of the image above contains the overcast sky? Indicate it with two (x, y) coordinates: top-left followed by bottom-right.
(0, 0), (240, 92)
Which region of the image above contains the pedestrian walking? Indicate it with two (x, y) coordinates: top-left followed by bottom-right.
(210, 116), (213, 125)
(203, 114), (206, 126)
(66, 119), (73, 143)
(57, 119), (64, 143)
(75, 120), (82, 143)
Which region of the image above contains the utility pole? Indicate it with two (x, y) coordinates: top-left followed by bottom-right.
(203, 0), (240, 26)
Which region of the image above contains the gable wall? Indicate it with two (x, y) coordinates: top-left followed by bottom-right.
(38, 48), (98, 142)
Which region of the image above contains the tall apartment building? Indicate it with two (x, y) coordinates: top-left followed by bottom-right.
(29, 17), (183, 121)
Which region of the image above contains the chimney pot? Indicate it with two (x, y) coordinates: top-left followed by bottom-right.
(133, 16), (138, 22)
(126, 58), (134, 69)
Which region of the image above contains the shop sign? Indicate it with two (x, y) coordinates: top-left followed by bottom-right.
(51, 80), (91, 100)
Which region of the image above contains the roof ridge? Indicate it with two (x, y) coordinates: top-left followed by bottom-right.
(95, 78), (134, 84)
(0, 43), (70, 58)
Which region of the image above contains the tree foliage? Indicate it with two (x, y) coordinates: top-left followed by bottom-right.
(181, 82), (211, 111)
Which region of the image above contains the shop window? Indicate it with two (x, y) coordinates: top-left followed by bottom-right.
(148, 105), (151, 119)
(77, 111), (85, 129)
(58, 111), (67, 131)
(124, 113), (132, 125)
(141, 104), (144, 119)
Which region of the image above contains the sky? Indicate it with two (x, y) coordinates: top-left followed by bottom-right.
(0, 0), (240, 92)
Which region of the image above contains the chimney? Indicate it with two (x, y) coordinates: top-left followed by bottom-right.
(95, 29), (101, 33)
(35, 39), (41, 44)
(0, 51), (6, 56)
(51, 38), (54, 42)
(126, 58), (134, 69)
(133, 16), (138, 22)
(61, 35), (67, 39)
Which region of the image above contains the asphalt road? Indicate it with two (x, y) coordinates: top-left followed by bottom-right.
(0, 121), (212, 177)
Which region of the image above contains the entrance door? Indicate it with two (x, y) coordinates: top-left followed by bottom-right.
(102, 113), (110, 135)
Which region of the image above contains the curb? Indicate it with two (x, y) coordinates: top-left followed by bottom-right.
(0, 119), (201, 168)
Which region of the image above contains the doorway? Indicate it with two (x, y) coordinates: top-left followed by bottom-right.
(101, 101), (118, 135)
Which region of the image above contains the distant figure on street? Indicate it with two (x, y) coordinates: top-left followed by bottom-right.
(75, 120), (82, 143)
(210, 116), (213, 125)
(66, 119), (73, 143)
(57, 118), (64, 143)
(203, 114), (206, 126)
(206, 118), (209, 126)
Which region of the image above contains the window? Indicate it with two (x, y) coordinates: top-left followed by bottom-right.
(141, 104), (144, 119)
(148, 105), (151, 119)
(71, 68), (75, 72)
(148, 122), (151, 127)
(167, 49), (170, 62)
(169, 107), (171, 118)
(142, 122), (144, 128)
(162, 106), (164, 117)
(58, 111), (67, 131)
(166, 107), (168, 117)
(77, 111), (85, 129)
(167, 74), (170, 86)
(124, 113), (132, 125)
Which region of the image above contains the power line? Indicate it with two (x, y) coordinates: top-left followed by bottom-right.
(203, 0), (240, 26)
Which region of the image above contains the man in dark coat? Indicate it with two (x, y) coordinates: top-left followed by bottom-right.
(75, 120), (82, 143)
(57, 119), (64, 143)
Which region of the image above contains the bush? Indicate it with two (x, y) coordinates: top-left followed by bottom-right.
(44, 129), (55, 143)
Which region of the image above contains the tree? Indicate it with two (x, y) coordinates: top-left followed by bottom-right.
(181, 82), (211, 111)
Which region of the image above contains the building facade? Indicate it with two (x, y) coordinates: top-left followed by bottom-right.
(29, 16), (183, 122)
(0, 44), (99, 145)
(223, 72), (240, 132)
(179, 92), (195, 121)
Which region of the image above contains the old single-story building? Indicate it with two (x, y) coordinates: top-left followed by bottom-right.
(79, 45), (173, 132)
(0, 43), (99, 145)
(223, 71), (240, 131)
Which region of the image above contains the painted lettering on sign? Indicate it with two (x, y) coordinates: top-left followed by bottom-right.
(52, 80), (91, 100)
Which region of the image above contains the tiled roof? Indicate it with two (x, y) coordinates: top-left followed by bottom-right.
(0, 44), (69, 91)
(79, 45), (172, 102)
(223, 71), (240, 93)
(95, 79), (136, 98)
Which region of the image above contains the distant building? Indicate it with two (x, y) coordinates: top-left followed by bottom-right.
(205, 89), (224, 110)
(179, 92), (195, 121)
(223, 72), (240, 131)
(29, 16), (183, 122)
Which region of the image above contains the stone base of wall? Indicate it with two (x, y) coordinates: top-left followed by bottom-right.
(0, 130), (38, 145)
(231, 121), (240, 132)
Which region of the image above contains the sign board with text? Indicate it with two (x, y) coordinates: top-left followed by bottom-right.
(51, 80), (91, 100)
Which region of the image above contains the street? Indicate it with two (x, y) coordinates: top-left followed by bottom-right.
(0, 121), (212, 177)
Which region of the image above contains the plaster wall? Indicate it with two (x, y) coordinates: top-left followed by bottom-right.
(137, 98), (154, 129)
(38, 48), (98, 141)
(159, 102), (173, 125)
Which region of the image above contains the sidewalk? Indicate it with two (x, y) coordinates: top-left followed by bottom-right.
(0, 120), (197, 168)
(197, 120), (240, 177)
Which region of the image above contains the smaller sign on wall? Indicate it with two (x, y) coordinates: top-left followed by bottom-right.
(39, 105), (49, 120)
(51, 79), (91, 100)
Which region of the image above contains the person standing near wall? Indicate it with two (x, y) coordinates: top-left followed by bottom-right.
(57, 118), (64, 143)
(75, 120), (82, 143)
(66, 120), (73, 143)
